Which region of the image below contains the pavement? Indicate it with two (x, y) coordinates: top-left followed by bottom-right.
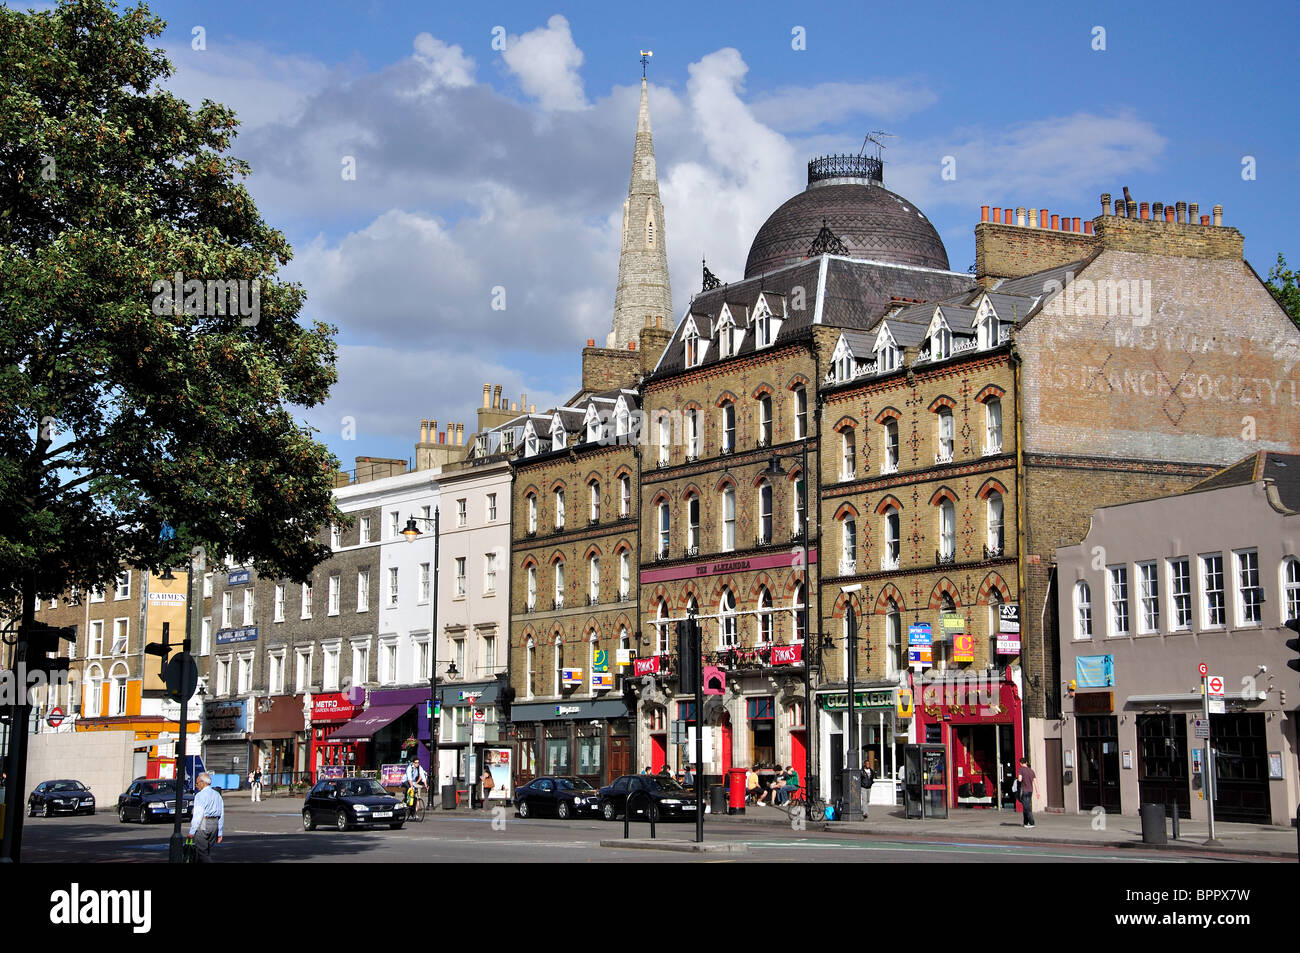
(230, 785), (1298, 859)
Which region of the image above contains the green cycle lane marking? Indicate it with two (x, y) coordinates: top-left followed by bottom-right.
(743, 839), (1178, 862)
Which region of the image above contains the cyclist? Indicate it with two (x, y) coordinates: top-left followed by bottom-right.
(404, 758), (427, 812)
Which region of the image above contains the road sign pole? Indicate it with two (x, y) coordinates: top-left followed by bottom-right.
(1201, 674), (1220, 846)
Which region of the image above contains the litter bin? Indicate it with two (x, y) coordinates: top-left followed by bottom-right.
(709, 784), (727, 815)
(442, 784), (457, 811)
(726, 767), (748, 814)
(1139, 802), (1166, 845)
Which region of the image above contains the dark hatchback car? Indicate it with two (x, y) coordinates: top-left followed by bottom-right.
(598, 775), (698, 822)
(28, 779), (95, 817)
(117, 778), (195, 824)
(302, 777), (407, 832)
(513, 776), (601, 819)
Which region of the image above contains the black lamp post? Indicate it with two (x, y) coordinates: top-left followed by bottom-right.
(401, 511), (441, 805)
(759, 437), (814, 807)
(839, 583), (864, 821)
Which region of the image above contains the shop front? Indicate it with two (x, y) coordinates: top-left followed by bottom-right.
(816, 684), (902, 805)
(308, 690), (365, 781)
(507, 698), (632, 789)
(913, 671), (1023, 810)
(436, 682), (501, 790)
(249, 694), (305, 785)
(202, 698), (250, 788)
(365, 686), (437, 779)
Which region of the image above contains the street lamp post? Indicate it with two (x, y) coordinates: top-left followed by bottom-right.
(840, 583), (864, 821)
(402, 511), (440, 807)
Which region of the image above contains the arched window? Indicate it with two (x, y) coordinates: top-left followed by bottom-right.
(686, 408), (700, 459)
(553, 560), (565, 609)
(936, 408), (954, 463)
(658, 414), (671, 466)
(721, 487), (736, 552)
(657, 500), (670, 557)
(588, 554), (600, 604)
(686, 493), (700, 554)
(554, 634), (565, 695)
(719, 589), (738, 647)
(841, 429), (856, 480)
(883, 419), (899, 473)
(526, 565), (537, 611)
(721, 402), (735, 453)
(525, 638), (536, 698)
(841, 516), (856, 574)
(986, 492), (1004, 556)
(619, 474), (632, 517)
(554, 488), (565, 530)
(527, 494), (537, 534)
(938, 499), (955, 561)
(793, 386), (807, 439)
(758, 394), (773, 446)
(656, 599), (670, 655)
(619, 550), (631, 600)
(1282, 557), (1300, 624)
(589, 480), (601, 522)
(985, 397), (1003, 454)
(793, 475), (806, 536)
(85, 665), (103, 717)
(886, 600), (903, 677)
(110, 662), (129, 716)
(757, 586), (773, 643)
(1075, 581), (1092, 639)
(616, 406), (629, 437)
(933, 324), (952, 360)
(758, 482), (773, 545)
(792, 582), (807, 642)
(978, 311), (1000, 349)
(987, 588), (1003, 667)
(684, 325), (700, 367)
(883, 506), (900, 570)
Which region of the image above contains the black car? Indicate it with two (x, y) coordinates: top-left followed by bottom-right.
(513, 776), (601, 819)
(598, 774), (698, 822)
(302, 777), (407, 831)
(117, 778), (195, 824)
(28, 779), (95, 817)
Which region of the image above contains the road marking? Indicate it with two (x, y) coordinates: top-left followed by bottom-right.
(743, 840), (1175, 862)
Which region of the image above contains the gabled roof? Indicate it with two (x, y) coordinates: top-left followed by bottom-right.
(1190, 452), (1300, 511)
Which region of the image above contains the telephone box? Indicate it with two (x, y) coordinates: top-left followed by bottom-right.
(903, 744), (948, 819)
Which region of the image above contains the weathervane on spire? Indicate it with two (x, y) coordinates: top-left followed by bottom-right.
(640, 50), (653, 77)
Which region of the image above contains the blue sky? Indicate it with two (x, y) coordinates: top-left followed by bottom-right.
(70, 0), (1300, 466)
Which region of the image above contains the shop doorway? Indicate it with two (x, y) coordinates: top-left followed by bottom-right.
(1044, 738), (1063, 811)
(720, 712), (733, 774)
(1136, 714), (1190, 819)
(1210, 712), (1270, 824)
(609, 735), (630, 780)
(1077, 715), (1120, 813)
(790, 730), (807, 782)
(952, 725), (996, 806)
(650, 734), (667, 774)
(828, 732), (843, 804)
(748, 697), (775, 764)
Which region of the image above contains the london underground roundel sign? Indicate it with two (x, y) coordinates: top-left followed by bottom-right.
(48, 706), (65, 727)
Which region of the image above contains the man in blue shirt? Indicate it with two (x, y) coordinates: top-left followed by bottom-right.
(188, 772), (225, 862)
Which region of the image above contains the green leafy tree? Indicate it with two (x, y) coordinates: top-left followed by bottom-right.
(0, 0), (343, 611)
(1264, 253), (1300, 329)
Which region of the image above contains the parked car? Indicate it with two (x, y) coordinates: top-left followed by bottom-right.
(513, 776), (601, 819)
(598, 774), (698, 822)
(116, 778), (195, 824)
(28, 779), (95, 817)
(302, 777), (407, 831)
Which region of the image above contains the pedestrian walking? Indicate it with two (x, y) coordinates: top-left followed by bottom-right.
(480, 767), (495, 808)
(859, 760), (875, 819)
(1016, 757), (1038, 828)
(248, 768), (263, 803)
(188, 773), (225, 862)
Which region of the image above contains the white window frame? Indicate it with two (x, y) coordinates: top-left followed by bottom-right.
(274, 583), (285, 622)
(243, 587), (255, 625)
(455, 557), (467, 598)
(295, 648), (312, 693)
(841, 430), (855, 480)
(841, 517), (856, 574)
(1107, 565), (1130, 637)
(883, 419), (899, 474)
(620, 475), (632, 517)
(619, 551), (631, 600)
(793, 387), (807, 440)
(936, 408), (954, 464)
(322, 642), (341, 691)
(484, 553), (497, 594)
(111, 618), (129, 656)
(758, 394), (773, 447)
(528, 494), (538, 534)
(939, 500), (955, 561)
(487, 493), (498, 521)
(378, 639), (398, 686)
(984, 398), (1003, 455)
(590, 480), (601, 522)
(114, 572), (131, 600)
(221, 590), (233, 628)
(659, 415), (671, 466)
(328, 574), (341, 616)
(554, 561), (565, 608)
(721, 487), (735, 552)
(687, 495), (701, 551)
(555, 489), (565, 529)
(388, 566), (399, 607)
(457, 498), (468, 527)
(268, 650), (285, 695)
(360, 516), (371, 544)
(721, 403), (735, 454)
(1167, 557), (1191, 631)
(351, 640), (370, 685)
(357, 571), (370, 613)
(526, 565), (537, 611)
(1283, 556), (1300, 625)
(719, 589), (738, 648)
(301, 582), (312, 620)
(986, 493), (1004, 555)
(1137, 561), (1159, 634)
(1074, 581), (1092, 639)
(589, 555), (600, 604)
(1200, 553), (1226, 629)
(883, 508), (900, 570)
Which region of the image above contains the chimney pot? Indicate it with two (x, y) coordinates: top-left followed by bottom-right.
(493, 384), (503, 409)
(587, 338), (595, 347)
(1015, 207), (1026, 227)
(1165, 206), (1175, 222)
(1028, 208), (1039, 228)
(456, 423), (464, 445)
(981, 205), (990, 222)
(991, 207), (1002, 224)
(1176, 201), (1187, 224)
(1189, 203), (1199, 223)
(529, 404), (536, 414)
(1139, 202), (1150, 220)
(1212, 205), (1223, 227)
(629, 341), (637, 350)
(420, 420), (429, 443)
(1083, 221), (1093, 235)
(1200, 215), (1210, 226)
(1100, 193), (1112, 215)
(438, 430), (444, 444)
(1039, 208), (1049, 228)
(482, 383), (490, 408)
(1050, 214), (1060, 230)
(1072, 217), (1081, 232)
(1152, 202), (1164, 219)
(1126, 200), (1137, 217)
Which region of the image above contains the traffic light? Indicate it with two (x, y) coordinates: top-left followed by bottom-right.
(24, 624), (75, 677)
(1285, 617), (1300, 675)
(677, 618), (700, 694)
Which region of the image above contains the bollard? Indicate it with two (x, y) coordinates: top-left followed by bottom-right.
(1139, 802), (1167, 845)
(1170, 799), (1179, 840)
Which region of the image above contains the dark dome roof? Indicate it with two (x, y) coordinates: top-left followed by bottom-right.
(744, 178), (950, 278)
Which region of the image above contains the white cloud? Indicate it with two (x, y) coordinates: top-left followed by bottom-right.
(751, 80), (938, 133)
(162, 41), (333, 131)
(410, 33), (476, 92)
(500, 14), (586, 111)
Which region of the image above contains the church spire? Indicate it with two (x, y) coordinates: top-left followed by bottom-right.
(608, 63), (672, 351)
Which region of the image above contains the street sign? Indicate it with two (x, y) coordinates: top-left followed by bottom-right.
(671, 720), (687, 745)
(1198, 662), (1208, 677)
(1208, 698), (1226, 714)
(48, 706), (65, 728)
(472, 722), (485, 743)
(1207, 675), (1225, 697)
(1193, 718), (1210, 739)
(164, 653), (199, 702)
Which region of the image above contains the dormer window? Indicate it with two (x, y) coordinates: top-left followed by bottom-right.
(932, 325), (951, 360)
(836, 350), (853, 382)
(755, 309), (769, 348)
(525, 428), (539, 457)
(978, 311), (1000, 349)
(553, 425), (566, 450)
(684, 324), (701, 367)
(878, 343), (898, 373)
(718, 315), (734, 359)
(586, 408), (601, 443)
(615, 404), (629, 438)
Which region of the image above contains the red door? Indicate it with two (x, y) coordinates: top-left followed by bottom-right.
(650, 734), (667, 773)
(790, 731), (807, 786)
(721, 713), (733, 773)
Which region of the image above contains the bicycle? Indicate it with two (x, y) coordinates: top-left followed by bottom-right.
(404, 784), (426, 822)
(781, 787), (829, 824)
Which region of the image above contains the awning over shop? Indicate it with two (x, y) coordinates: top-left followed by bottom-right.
(328, 704), (414, 741)
(1124, 693), (1209, 707)
(509, 698), (630, 722)
(249, 730), (300, 740)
